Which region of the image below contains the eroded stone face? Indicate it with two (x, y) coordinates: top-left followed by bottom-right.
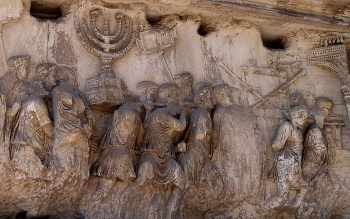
(0, 0), (23, 24)
(0, 0), (349, 218)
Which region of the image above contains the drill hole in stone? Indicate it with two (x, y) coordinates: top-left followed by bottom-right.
(30, 2), (62, 20)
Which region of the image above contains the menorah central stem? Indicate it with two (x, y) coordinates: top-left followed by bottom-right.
(100, 56), (114, 78)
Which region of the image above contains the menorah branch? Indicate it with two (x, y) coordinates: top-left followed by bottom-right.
(75, 10), (137, 78)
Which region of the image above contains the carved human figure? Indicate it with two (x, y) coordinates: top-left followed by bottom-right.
(212, 83), (233, 156)
(212, 83), (265, 203)
(261, 105), (308, 211)
(301, 84), (316, 107)
(297, 98), (337, 218)
(316, 97), (338, 164)
(51, 81), (93, 179)
(138, 81), (159, 104)
(194, 81), (212, 94)
(137, 83), (187, 219)
(1, 56), (31, 150)
(0, 56), (32, 107)
(33, 63), (59, 118)
(48, 81), (94, 217)
(302, 97), (337, 182)
(178, 87), (221, 188)
(174, 72), (193, 104)
(0, 56), (47, 106)
(137, 81), (159, 119)
(324, 125), (336, 164)
(92, 103), (143, 181)
(1, 56), (47, 133)
(316, 97), (333, 119)
(10, 95), (54, 178)
(289, 92), (307, 109)
(0, 56), (53, 172)
(302, 106), (327, 184)
(34, 63), (58, 93)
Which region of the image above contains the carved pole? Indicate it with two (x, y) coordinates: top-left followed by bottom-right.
(252, 69), (306, 108)
(136, 28), (177, 82)
(0, 24), (8, 73)
(158, 50), (174, 81)
(217, 60), (282, 109)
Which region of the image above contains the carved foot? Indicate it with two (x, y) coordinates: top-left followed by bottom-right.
(256, 202), (270, 215)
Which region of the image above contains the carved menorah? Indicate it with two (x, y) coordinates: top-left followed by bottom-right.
(75, 9), (137, 108)
(75, 9), (137, 78)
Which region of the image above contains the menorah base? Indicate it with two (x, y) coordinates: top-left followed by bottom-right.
(85, 77), (125, 110)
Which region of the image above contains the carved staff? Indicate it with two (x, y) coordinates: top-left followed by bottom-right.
(132, 101), (196, 109)
(0, 25), (8, 73)
(217, 60), (281, 109)
(137, 28), (177, 82)
(251, 69), (306, 108)
(218, 60), (306, 109)
(159, 50), (174, 81)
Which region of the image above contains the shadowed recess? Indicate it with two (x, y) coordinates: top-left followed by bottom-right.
(262, 37), (285, 50)
(30, 2), (62, 20)
(197, 24), (215, 37)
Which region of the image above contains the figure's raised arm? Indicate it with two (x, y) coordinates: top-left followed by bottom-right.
(272, 121), (292, 151)
(173, 108), (188, 132)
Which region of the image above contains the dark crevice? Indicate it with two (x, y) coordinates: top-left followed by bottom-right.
(262, 38), (285, 50)
(197, 24), (215, 37)
(146, 16), (163, 25)
(30, 2), (62, 20)
(15, 211), (27, 219)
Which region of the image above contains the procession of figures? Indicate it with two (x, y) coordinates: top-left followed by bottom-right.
(0, 2), (348, 217)
(0, 54), (343, 218)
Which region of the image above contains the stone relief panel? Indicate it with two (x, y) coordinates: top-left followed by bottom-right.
(0, 1), (349, 219)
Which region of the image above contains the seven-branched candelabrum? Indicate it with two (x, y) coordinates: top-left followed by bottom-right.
(75, 9), (137, 78)
(75, 9), (138, 108)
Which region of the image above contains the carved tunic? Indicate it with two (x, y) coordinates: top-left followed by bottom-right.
(212, 104), (264, 200)
(302, 123), (327, 182)
(1, 74), (36, 164)
(273, 121), (304, 187)
(185, 108), (212, 155)
(178, 107), (217, 185)
(11, 95), (52, 178)
(92, 104), (143, 181)
(303, 123), (327, 165)
(0, 72), (31, 107)
(138, 107), (185, 186)
(52, 82), (92, 179)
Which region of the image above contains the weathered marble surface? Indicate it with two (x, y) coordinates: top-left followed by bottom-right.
(0, 0), (349, 218)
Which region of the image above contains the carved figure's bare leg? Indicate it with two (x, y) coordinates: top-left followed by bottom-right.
(93, 178), (115, 199)
(289, 180), (308, 208)
(166, 165), (185, 219)
(260, 182), (289, 211)
(166, 186), (184, 219)
(116, 183), (138, 218)
(148, 187), (166, 219)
